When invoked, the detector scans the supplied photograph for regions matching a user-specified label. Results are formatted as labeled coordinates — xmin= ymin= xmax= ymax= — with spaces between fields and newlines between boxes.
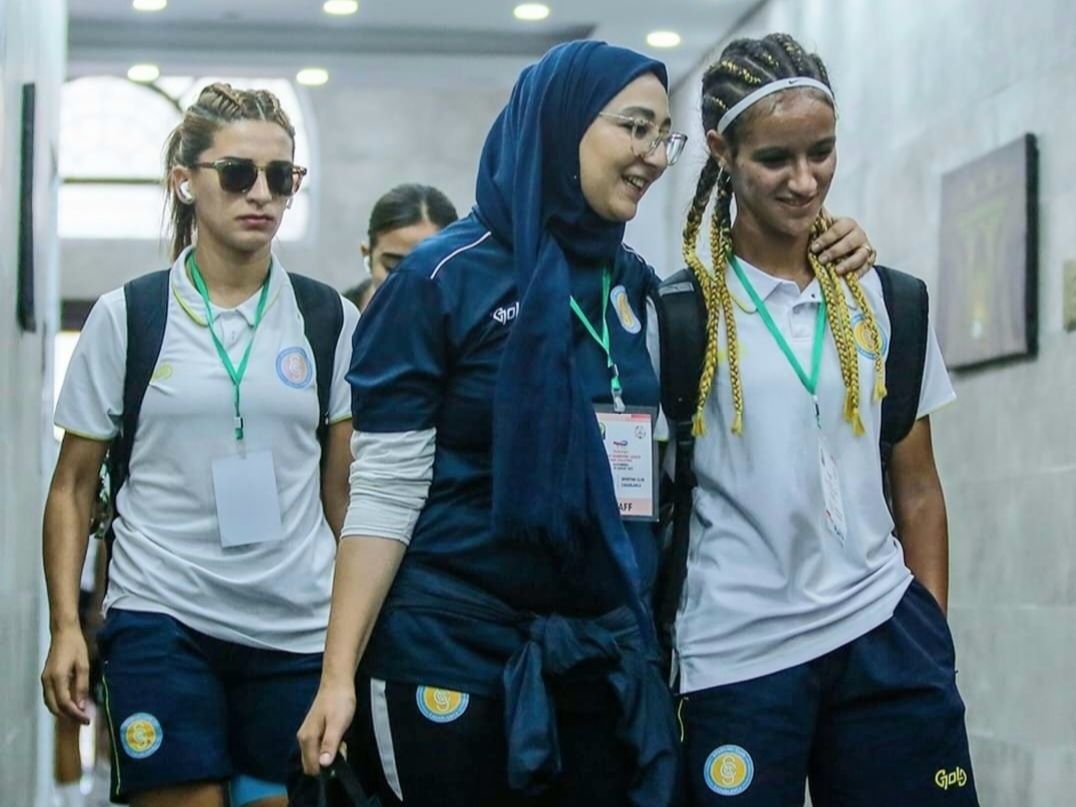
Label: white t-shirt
xmin=668 ymin=260 xmax=955 ymax=693
xmin=55 ymin=248 xmax=359 ymax=653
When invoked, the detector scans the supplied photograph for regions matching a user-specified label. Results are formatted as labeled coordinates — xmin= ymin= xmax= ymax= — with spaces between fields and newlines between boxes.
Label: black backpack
xmin=103 ymin=269 xmax=345 ymax=548
xmin=650 ymin=265 xmax=929 ymax=644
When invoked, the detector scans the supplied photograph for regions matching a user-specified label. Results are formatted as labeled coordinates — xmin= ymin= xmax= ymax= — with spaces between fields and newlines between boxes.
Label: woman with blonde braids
xmin=42 ymin=83 xmax=358 ymax=807
xmin=666 ymin=34 xmax=979 ymax=806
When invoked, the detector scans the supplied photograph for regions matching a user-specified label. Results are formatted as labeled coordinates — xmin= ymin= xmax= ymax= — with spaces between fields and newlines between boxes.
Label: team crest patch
xmin=610 ymin=285 xmax=641 ymax=334
xmin=119 ymin=713 xmax=163 ymax=759
xmin=150 ymin=363 xmax=173 ymax=382
xmin=416 ymin=686 xmax=469 ymax=723
xmin=704 ymin=745 xmax=754 ymax=796
xmin=276 ymin=347 xmax=313 ymax=389
xmin=851 ymin=313 xmax=889 ymax=360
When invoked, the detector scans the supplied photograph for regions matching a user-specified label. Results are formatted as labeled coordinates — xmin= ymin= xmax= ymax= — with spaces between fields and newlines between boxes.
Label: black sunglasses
xmin=190 ymin=158 xmax=307 ymax=197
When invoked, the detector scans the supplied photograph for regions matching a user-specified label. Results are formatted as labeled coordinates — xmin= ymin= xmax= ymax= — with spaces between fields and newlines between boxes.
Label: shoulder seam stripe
xmin=430 ymin=232 xmax=492 ymax=279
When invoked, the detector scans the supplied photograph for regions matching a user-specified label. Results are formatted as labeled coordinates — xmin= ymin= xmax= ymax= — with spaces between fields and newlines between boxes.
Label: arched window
xmin=59 ymin=76 xmax=313 ymax=241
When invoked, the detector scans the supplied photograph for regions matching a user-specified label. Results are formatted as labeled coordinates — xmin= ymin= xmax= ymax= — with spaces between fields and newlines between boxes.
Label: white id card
xmin=595 ymin=405 xmax=658 ymax=521
xmin=818 ymin=435 xmax=848 ymax=545
xmin=211 ymin=450 xmax=284 ymax=548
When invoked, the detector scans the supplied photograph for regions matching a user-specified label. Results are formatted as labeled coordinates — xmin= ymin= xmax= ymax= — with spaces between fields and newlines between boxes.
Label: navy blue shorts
xmin=97 ymin=608 xmax=321 ymax=802
xmin=679 ymin=579 xmax=979 ymax=806
xmin=328 ymin=674 xmax=637 ymax=807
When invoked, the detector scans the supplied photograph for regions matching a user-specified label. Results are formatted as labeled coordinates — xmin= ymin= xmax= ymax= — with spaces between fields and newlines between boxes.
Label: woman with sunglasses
xmin=42 ymin=83 xmax=359 ymax=807
xmin=295 ymin=42 xmax=872 ymax=807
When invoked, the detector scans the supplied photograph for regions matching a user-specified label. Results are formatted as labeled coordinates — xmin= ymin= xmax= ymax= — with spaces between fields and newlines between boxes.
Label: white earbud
xmin=363 ymin=255 xmax=372 ymax=273
xmin=177 ymin=181 xmax=194 ymax=204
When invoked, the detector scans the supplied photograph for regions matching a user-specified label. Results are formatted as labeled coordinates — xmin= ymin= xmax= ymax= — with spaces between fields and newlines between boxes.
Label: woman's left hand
xmin=811 ymin=215 xmax=877 ymax=277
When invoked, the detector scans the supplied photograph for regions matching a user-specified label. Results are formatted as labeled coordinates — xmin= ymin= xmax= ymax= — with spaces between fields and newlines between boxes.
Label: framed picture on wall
xmin=936 ymin=134 xmax=1038 ymax=370
xmin=17 ymin=81 xmax=36 ymax=332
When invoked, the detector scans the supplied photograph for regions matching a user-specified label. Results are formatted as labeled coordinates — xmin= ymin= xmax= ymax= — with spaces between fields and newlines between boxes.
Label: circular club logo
xmin=610 ymin=285 xmax=641 ymax=334
xmin=416 ymin=686 xmax=469 ymax=723
xmin=851 ymin=313 xmax=888 ymax=360
xmin=120 ymin=713 xmax=163 ymax=759
xmin=276 ymin=347 xmax=313 ymax=389
xmin=704 ymin=745 xmax=754 ymax=796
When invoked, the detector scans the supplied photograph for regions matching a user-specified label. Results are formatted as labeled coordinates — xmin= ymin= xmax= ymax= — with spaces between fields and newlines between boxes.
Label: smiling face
xmin=708 ymin=89 xmax=837 ymax=242
xmin=171 ymin=119 xmax=295 ymax=260
xmin=578 ymin=73 xmax=671 ymax=223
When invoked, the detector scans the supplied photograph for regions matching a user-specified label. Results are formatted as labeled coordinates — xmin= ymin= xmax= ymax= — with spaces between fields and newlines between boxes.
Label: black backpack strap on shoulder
xmin=876 ymin=265 xmax=930 ymax=472
xmin=650 ymin=268 xmax=708 ymax=641
xmin=108 ymin=269 xmax=171 ymax=510
xmin=654 ymin=269 xmax=709 ymax=424
xmin=290 ymin=273 xmax=345 ymax=458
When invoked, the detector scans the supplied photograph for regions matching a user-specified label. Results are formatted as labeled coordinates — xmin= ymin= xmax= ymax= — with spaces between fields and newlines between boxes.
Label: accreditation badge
xmin=211 ymin=450 xmax=284 ymax=548
xmin=818 ymin=434 xmax=849 ymax=546
xmin=595 ymin=405 xmax=659 ymax=521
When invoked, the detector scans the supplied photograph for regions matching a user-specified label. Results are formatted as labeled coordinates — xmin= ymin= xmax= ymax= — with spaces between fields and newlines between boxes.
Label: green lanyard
xmin=569 ymin=267 xmax=625 ymax=413
xmin=188 ymin=253 xmax=271 ymax=441
xmin=730 ymin=254 xmax=827 ymax=425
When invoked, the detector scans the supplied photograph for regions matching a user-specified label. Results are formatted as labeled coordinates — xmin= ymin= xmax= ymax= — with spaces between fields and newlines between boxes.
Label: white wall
xmin=631 ymin=1 xmax=1076 ymax=804
xmin=0 ymin=0 xmax=66 ymax=802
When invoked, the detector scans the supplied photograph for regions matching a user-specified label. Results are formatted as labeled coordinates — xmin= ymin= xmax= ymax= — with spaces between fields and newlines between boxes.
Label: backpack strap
xmin=654 ymin=269 xmax=709 ymax=424
xmin=650 ymin=268 xmax=708 ymax=642
xmin=876 ymin=265 xmax=930 ymax=471
xmin=290 ymin=273 xmax=345 ymax=459
xmin=319 ymin=754 xmax=383 ymax=807
xmin=107 ymin=270 xmax=171 ymax=509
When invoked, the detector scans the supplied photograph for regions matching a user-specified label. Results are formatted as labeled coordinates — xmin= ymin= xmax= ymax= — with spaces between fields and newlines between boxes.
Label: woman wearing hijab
xmin=298 ymin=39 xmax=681 ymax=807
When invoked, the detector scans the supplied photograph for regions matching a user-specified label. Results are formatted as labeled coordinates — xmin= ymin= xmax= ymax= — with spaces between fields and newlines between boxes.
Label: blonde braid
xmin=204 ymin=82 xmax=246 ymax=113
xmin=681 ymin=159 xmax=723 ymax=435
xmin=709 ymin=177 xmax=744 ymax=434
xmin=816 ymin=251 xmax=864 ymax=434
xmin=846 ymin=278 xmax=888 ymax=401
xmin=806 ymin=216 xmax=888 ymax=436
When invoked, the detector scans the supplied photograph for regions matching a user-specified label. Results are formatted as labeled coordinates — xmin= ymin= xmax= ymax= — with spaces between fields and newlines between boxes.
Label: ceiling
xmin=67 ymin=0 xmax=761 ymax=89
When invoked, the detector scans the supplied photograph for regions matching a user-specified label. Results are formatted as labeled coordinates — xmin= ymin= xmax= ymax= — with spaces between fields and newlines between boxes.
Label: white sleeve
xmin=329 ymin=296 xmax=361 ymax=423
xmin=54 ymin=290 xmax=127 ymax=440
xmin=341 ymin=428 xmax=436 ymax=545
xmin=916 ymin=324 xmax=957 ymax=418
xmin=646 ymin=296 xmax=670 ymax=442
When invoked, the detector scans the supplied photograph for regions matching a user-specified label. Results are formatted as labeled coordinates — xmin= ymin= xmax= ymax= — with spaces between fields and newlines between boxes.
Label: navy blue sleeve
xmin=349 ymin=270 xmax=448 ymax=432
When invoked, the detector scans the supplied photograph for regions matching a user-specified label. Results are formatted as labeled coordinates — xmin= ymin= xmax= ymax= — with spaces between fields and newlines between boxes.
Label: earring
xmin=177 ymin=181 xmax=194 ymax=204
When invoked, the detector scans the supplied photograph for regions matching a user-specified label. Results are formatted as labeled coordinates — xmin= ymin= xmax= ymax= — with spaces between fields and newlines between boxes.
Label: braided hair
xmin=163 ymin=83 xmax=297 ymax=260
xmin=682 ymin=33 xmax=885 ymax=437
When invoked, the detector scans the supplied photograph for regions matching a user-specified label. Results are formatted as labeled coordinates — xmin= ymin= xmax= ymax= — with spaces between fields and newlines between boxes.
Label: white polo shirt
xmin=55 ymin=247 xmax=359 ymax=653
xmin=671 ymin=259 xmax=955 ymax=693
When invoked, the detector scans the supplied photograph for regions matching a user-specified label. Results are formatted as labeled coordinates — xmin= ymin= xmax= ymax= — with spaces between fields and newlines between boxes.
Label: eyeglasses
xmin=598 ymin=112 xmax=688 ymax=166
xmin=190 ymin=158 xmax=308 ymax=197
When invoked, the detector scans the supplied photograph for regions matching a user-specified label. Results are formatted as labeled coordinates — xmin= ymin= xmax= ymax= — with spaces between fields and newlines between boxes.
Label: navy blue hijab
xmin=477 ymin=41 xmax=667 ymax=630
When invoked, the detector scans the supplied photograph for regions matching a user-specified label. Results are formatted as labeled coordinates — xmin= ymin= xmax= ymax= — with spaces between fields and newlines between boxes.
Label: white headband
xmin=716 ymin=77 xmax=834 ymax=134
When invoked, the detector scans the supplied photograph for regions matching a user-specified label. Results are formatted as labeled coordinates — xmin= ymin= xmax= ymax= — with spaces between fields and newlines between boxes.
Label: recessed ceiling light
xmin=647 ymin=31 xmax=682 ymax=48
xmin=323 ymin=0 xmax=359 ymax=15
xmin=296 ymin=68 xmax=330 ymax=87
xmin=514 ymin=3 xmax=550 ymax=21
xmin=127 ymin=63 xmax=161 ymax=82
xmin=132 ymin=0 xmax=168 ymax=11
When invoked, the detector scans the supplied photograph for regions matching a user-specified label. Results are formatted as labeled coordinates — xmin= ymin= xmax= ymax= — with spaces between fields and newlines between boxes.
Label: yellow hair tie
xmin=851 ymin=411 xmax=866 ymax=437
xmin=874 ymin=374 xmax=888 ymax=402
xmin=692 ymin=412 xmax=708 ymax=437
xmin=731 ymin=411 xmax=744 ymax=435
